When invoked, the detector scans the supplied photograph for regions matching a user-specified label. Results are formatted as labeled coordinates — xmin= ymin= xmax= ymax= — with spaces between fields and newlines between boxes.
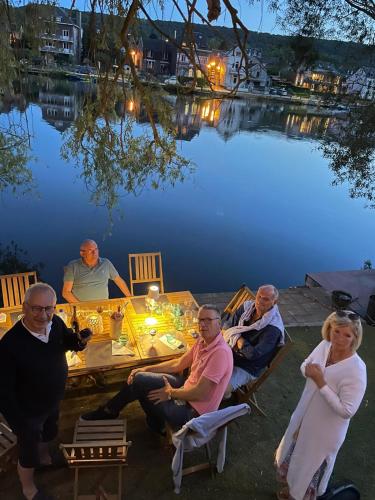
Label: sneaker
xmin=80 ymin=405 xmax=119 ymax=421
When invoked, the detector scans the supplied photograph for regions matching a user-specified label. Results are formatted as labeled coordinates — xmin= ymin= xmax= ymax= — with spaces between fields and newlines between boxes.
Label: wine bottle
xmin=71 ymin=306 xmax=80 ymax=334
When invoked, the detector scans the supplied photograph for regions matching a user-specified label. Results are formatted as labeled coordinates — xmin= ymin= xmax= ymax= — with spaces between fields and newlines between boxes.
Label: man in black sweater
xmin=0 ymin=283 xmax=91 ymax=500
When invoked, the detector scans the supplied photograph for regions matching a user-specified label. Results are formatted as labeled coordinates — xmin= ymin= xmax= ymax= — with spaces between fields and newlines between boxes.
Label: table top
xmin=0 ymin=292 xmax=199 ymax=376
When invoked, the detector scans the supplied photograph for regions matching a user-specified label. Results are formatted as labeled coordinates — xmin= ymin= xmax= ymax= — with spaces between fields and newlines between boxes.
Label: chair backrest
xmin=0 ymin=272 xmax=37 ymax=308
xmin=128 ymin=252 xmax=164 ymax=296
xmin=223 ymin=284 xmax=255 ymax=317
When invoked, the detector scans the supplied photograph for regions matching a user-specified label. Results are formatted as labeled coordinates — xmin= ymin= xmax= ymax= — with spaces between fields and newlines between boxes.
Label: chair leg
xmin=118 ymin=465 xmax=123 ymax=499
xmin=205 ymin=443 xmax=215 ymax=478
xmin=74 ymin=468 xmax=79 ymax=500
xmin=249 ymin=394 xmax=268 ymax=417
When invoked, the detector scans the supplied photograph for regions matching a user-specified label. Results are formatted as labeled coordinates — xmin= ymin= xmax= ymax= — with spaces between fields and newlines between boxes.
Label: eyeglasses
xmin=198 ymin=317 xmax=220 ymax=324
xmin=335 ymin=310 xmax=360 ymax=321
xmin=26 ymin=303 xmax=56 ymax=314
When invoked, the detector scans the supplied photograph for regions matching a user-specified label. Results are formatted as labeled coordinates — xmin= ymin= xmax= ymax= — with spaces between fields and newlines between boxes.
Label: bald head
xmin=254 ymin=284 xmax=278 ymax=316
xmin=80 ymin=239 xmax=99 ymax=267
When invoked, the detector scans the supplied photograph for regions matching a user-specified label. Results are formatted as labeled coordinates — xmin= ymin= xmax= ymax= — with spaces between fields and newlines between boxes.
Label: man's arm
xmin=148 ymin=375 xmax=216 ymax=404
xmin=238 ymin=326 xmax=281 ymax=361
xmin=113 ymin=276 xmax=131 ymax=297
xmin=127 ymin=349 xmax=193 ymax=384
xmin=62 ymin=280 xmax=79 ymax=303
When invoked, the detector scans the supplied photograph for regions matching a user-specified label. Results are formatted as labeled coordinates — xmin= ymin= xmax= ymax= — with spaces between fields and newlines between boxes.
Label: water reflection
xmin=112 ymin=90 xmax=341 ymax=143
xmin=0 ymin=76 xmax=353 ymax=205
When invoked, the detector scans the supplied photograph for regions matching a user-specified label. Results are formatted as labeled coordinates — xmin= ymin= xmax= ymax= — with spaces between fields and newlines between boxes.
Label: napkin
xmin=66 ymin=351 xmax=81 ymax=367
xmin=159 ymin=334 xmax=184 ymax=350
xmin=111 ymin=341 xmax=135 ymax=356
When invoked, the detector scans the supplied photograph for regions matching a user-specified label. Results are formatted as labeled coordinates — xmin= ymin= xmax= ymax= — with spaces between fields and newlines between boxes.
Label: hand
xmin=78 ymin=328 xmax=92 ymax=345
xmin=127 ymin=367 xmax=146 ymax=385
xmin=236 ymin=337 xmax=245 ymax=350
xmin=147 ymin=376 xmax=172 ymax=405
xmin=305 ymin=363 xmax=326 ymax=388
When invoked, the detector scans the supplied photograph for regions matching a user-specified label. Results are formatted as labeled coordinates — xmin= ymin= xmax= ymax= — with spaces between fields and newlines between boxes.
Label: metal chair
xmin=128 ymin=252 xmax=164 ymax=296
xmin=60 ymin=418 xmax=131 ymax=500
xmin=0 ymin=272 xmax=37 ymax=309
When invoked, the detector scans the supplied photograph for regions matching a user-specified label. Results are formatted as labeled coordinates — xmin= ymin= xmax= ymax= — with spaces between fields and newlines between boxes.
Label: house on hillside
xmin=295 ymin=64 xmax=343 ymax=94
xmin=39 ymin=7 xmax=82 ymax=64
xmin=224 ymin=46 xmax=270 ymax=92
xmin=142 ymin=36 xmax=176 ymax=76
xmin=176 ymin=31 xmax=227 ymax=87
xmin=345 ymin=66 xmax=375 ymax=100
xmin=120 ymin=36 xmax=143 ymax=77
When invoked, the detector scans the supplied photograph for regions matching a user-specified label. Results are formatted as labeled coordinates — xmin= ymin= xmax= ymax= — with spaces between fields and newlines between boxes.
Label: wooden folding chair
xmin=0 ymin=419 xmax=17 ymax=474
xmin=222 ymin=285 xmax=293 ymax=417
xmin=170 ymin=404 xmax=250 ymax=494
xmin=222 ymin=284 xmax=255 ymax=318
xmin=0 ymin=272 xmax=37 ymax=309
xmin=128 ymin=252 xmax=164 ymax=296
xmin=60 ymin=419 xmax=132 ymax=500
xmin=235 ymin=331 xmax=293 ymax=416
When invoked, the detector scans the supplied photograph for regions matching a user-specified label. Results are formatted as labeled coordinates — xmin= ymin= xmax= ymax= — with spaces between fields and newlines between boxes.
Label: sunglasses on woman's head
xmin=335 ymin=310 xmax=360 ymax=321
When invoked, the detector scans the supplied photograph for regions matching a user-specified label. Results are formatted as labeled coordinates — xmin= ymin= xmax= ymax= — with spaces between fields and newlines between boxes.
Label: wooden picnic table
xmin=0 ymin=291 xmax=199 ymax=377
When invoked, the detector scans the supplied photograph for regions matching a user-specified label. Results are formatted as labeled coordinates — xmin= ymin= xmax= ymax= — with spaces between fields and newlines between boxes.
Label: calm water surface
xmin=1 ymin=79 xmax=374 ymax=298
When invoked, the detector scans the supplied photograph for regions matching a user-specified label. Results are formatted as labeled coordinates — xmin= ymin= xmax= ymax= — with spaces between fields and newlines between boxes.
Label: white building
xmin=345 ymin=66 xmax=375 ymax=100
xmin=224 ymin=47 xmax=270 ymax=92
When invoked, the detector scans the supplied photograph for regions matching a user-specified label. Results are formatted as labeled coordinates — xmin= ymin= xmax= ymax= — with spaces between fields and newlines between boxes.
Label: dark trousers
xmin=17 ymin=407 xmax=59 ymax=468
xmin=107 ymin=372 xmax=196 ymax=431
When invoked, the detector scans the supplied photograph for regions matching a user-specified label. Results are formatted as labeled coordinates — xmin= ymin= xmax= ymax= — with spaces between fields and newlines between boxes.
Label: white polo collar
xmin=22 ymin=319 xmax=52 ymax=343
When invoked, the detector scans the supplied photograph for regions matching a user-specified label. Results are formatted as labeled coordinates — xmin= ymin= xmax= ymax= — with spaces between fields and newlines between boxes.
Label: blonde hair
xmin=322 ymin=311 xmax=363 ymax=352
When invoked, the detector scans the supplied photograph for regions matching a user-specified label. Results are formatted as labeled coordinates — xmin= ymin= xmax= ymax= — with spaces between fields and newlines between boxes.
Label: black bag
xmin=318 ymin=483 xmax=360 ymax=499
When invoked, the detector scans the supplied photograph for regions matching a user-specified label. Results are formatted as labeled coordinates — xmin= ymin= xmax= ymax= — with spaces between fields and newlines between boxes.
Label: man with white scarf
xmin=223 ymin=285 xmax=284 ymax=396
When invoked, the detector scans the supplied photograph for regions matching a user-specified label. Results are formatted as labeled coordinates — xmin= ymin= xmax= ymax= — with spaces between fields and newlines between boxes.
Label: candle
xmin=148 ymin=285 xmax=159 ymax=301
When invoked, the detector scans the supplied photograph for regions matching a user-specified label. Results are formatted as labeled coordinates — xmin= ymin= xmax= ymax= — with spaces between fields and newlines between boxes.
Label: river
xmin=0 ymin=77 xmax=373 ymax=298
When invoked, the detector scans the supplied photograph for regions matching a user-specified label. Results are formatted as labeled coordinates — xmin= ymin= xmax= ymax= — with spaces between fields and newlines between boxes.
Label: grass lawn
xmin=1 ymin=325 xmax=374 ymax=499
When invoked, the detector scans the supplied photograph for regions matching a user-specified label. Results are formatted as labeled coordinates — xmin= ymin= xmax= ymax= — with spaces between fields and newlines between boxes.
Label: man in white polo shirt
xmin=62 ymin=239 xmax=131 ymax=302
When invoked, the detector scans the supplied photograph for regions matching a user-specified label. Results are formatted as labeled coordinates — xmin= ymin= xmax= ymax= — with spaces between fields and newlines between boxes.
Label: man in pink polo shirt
xmin=81 ymin=304 xmax=233 ymax=433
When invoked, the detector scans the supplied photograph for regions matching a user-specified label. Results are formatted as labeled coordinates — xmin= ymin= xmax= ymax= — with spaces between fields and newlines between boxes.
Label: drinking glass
xmin=149 ymin=328 xmax=157 ymax=346
xmin=184 ymin=309 xmax=193 ymax=329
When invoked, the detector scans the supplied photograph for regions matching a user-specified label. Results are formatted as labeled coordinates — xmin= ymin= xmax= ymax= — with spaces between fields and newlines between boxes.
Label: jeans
xmin=107 ymin=372 xmax=197 ymax=431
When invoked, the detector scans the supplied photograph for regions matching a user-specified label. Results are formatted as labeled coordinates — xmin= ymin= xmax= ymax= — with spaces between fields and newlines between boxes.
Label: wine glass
xmin=149 ymin=328 xmax=157 ymax=346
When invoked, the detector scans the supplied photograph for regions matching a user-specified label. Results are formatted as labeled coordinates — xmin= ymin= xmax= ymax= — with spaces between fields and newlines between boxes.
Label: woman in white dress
xmin=275 ymin=310 xmax=367 ymax=500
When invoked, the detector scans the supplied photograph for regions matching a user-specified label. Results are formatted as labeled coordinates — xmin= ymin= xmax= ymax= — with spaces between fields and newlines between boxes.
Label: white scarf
xmin=223 ymin=300 xmax=285 ymax=348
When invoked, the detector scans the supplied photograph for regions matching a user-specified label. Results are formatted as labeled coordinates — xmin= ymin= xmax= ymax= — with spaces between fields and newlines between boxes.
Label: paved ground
xmin=194 ymin=286 xmax=333 ymax=327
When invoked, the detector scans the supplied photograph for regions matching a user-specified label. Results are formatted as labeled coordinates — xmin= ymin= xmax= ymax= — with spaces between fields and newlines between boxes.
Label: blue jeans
xmin=107 ymin=372 xmax=197 ymax=431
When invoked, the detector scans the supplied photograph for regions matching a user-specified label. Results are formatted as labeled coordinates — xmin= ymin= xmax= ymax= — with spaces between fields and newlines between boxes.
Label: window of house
xmin=235 ymin=62 xmax=239 ymax=70
xmin=63 ymin=29 xmax=69 ymax=37
xmin=64 ymin=109 xmax=70 ymax=117
xmin=64 ymin=96 xmax=70 ymax=105
xmin=233 ymin=76 xmax=237 ymax=84
xmin=47 ymin=108 xmax=57 ymax=117
xmin=63 ymin=42 xmax=69 ymax=49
